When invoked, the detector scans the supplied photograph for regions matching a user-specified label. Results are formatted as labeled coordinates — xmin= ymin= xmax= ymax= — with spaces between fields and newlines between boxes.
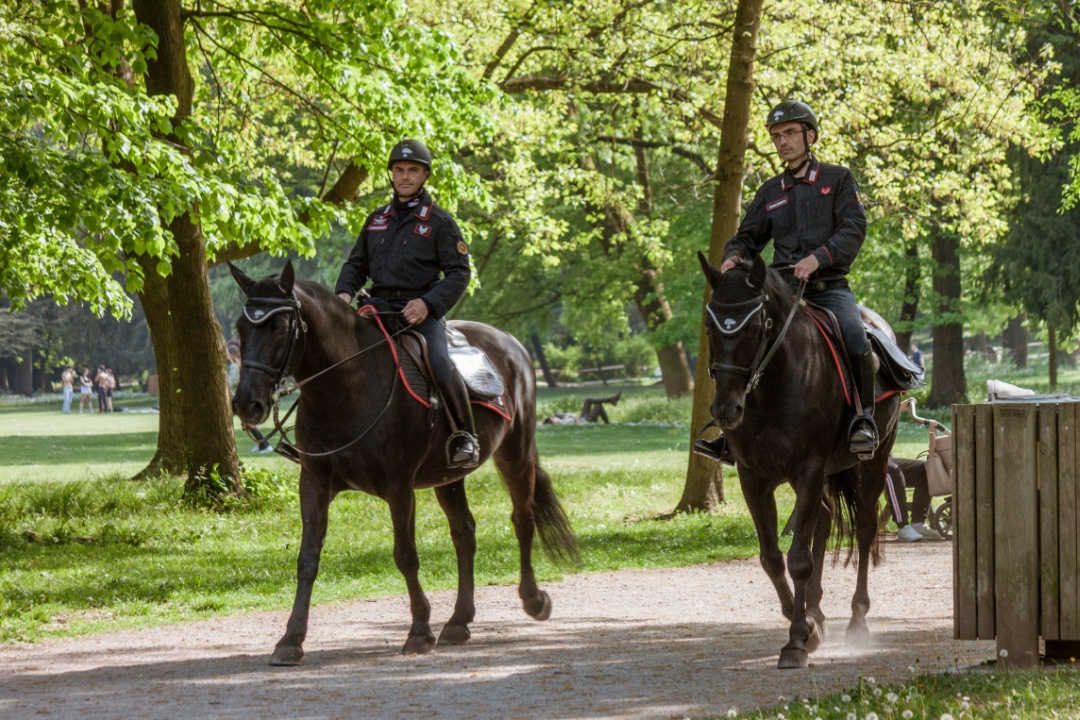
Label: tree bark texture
xmin=132 ymin=0 xmax=242 ymax=492
xmin=1003 ymin=315 xmax=1028 ymax=368
xmin=679 ymin=0 xmax=765 ymax=512
xmin=894 ymin=242 xmax=921 ymax=352
xmin=1048 ymin=325 xmax=1058 ymax=389
xmin=530 ymin=331 xmax=558 ymax=388
xmin=14 ymin=346 xmax=33 ymax=397
xmin=925 ymin=231 xmax=967 ymax=408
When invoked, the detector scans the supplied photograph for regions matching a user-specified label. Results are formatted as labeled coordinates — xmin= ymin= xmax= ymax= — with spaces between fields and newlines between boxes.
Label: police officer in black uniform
xmin=694 ymin=100 xmax=878 ymax=464
xmin=335 ymin=139 xmax=479 ymax=469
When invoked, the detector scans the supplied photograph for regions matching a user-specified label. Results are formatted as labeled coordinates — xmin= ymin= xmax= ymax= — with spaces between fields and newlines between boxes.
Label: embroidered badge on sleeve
xmin=456 ymin=241 xmax=469 ymax=255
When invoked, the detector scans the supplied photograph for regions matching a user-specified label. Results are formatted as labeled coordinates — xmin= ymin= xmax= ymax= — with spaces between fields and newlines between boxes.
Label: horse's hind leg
xmin=805 ymin=498 xmax=833 ymax=653
xmin=847 ymin=464 xmax=885 ymax=647
xmin=387 ymin=484 xmax=437 ymax=654
xmin=434 ymin=480 xmax=476 ymax=645
xmin=271 ymin=472 xmax=331 ymax=666
xmin=494 ymin=454 xmax=551 ymax=621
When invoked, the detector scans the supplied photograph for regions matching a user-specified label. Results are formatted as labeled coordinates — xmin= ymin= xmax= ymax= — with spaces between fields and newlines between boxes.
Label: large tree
xmin=1 ymin=0 xmax=490 ymax=496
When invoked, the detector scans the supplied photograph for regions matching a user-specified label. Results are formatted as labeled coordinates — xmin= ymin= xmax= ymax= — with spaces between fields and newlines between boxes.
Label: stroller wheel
xmin=930 ymin=498 xmax=954 ymax=540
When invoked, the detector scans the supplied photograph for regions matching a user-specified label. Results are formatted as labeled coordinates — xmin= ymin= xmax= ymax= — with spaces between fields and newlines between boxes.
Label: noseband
xmin=705 ymin=280 xmax=805 ymax=393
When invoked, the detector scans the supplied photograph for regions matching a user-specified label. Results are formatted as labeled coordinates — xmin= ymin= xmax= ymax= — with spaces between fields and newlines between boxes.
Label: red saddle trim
xmin=806 ymin=309 xmax=903 ymax=408
xmin=806 ymin=310 xmax=853 ymax=407
xmin=357 ymin=305 xmax=511 ymax=422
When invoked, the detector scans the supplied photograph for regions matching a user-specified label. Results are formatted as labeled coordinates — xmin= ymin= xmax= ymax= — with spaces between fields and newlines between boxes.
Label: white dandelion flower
xmin=941 ymin=714 xmax=955 ymax=720
xmin=842 ymin=695 xmax=852 ymax=703
xmin=727 ymin=709 xmax=737 ymax=719
xmin=902 ymin=711 xmax=914 ymax=720
xmin=887 ymin=693 xmax=899 ymax=703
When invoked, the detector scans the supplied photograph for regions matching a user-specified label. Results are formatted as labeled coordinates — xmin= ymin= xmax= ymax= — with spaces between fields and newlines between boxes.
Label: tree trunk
xmin=925 ymin=231 xmax=967 ymax=408
xmin=679 ymin=0 xmax=764 ymax=512
xmin=530 ymin=331 xmax=558 ymax=387
xmin=968 ymin=331 xmax=997 ymax=362
xmin=1048 ymin=325 xmax=1058 ymax=389
xmin=894 ymin=241 xmax=921 ymax=352
xmin=132 ymin=0 xmax=242 ymax=495
xmin=1002 ymin=315 xmax=1028 ymax=368
xmin=14 ymin=346 xmax=33 ymax=397
xmin=632 ymin=122 xmax=694 ymax=398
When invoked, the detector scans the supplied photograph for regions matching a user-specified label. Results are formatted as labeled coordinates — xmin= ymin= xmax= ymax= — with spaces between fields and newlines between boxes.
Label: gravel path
xmin=0 ymin=539 xmax=993 ymax=720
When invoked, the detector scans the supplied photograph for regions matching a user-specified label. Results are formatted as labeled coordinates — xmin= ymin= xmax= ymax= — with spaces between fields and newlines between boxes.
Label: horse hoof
xmin=777 ymin=647 xmax=808 ymax=669
xmin=805 ymin=618 xmax=825 ymax=654
xmin=401 ymin=632 xmax=437 ymax=655
xmin=269 ymin=644 xmax=304 ymax=666
xmin=846 ymin=623 xmax=870 ymax=648
xmin=438 ymin=623 xmax=471 ymax=646
xmin=524 ymin=590 xmax=552 ymax=621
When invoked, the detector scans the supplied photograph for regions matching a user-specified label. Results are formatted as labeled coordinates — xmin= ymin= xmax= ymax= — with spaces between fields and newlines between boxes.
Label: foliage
xmin=0 ymin=0 xmax=494 ymax=317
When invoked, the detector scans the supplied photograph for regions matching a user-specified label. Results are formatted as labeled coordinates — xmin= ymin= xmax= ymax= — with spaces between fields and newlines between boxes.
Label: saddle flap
xmin=867 ymin=327 xmax=924 ymax=390
xmin=449 ymin=345 xmax=505 ymax=400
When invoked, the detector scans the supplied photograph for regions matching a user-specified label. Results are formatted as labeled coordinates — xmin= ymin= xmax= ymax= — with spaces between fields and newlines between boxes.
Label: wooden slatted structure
xmin=953 ymin=400 xmax=1080 ymax=668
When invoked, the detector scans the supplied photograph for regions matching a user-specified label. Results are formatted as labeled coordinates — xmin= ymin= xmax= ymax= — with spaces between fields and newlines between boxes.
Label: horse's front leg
xmin=738 ymin=473 xmax=794 ymax=621
xmin=270 ymin=471 xmax=331 ymax=666
xmin=433 ymin=480 xmax=476 ymax=645
xmin=778 ymin=476 xmax=826 ymax=669
xmin=387 ymin=483 xmax=436 ymax=654
xmin=805 ymin=497 xmax=833 ymax=653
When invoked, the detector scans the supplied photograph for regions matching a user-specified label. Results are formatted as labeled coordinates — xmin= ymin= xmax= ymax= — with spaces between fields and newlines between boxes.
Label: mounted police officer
xmin=695 ymin=100 xmax=878 ymax=464
xmin=335 ymin=139 xmax=479 ymax=469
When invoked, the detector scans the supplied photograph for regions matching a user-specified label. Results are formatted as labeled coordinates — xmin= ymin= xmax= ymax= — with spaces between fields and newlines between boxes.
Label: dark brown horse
xmin=229 ymin=261 xmax=578 ymax=665
xmin=698 ymin=252 xmax=900 ymax=669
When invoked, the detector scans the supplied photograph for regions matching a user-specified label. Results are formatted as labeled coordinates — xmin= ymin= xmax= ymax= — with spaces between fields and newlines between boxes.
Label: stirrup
xmin=848 ymin=415 xmax=878 ymax=460
xmin=274 ymin=439 xmax=301 ymax=464
xmin=692 ymin=420 xmax=736 ymax=466
xmin=446 ymin=431 xmax=479 ymax=469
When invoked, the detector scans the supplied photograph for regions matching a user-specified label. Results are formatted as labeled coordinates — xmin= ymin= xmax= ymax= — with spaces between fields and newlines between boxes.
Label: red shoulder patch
xmin=414 ymin=223 xmax=432 ymax=238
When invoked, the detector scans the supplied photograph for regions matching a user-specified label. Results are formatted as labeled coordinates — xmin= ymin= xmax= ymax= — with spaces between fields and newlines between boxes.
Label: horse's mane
xmin=712 ymin=259 xmax=795 ymax=309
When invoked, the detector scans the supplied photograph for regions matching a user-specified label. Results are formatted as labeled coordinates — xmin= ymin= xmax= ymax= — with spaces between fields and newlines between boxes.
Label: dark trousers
xmin=804 ymin=287 xmax=868 ymax=357
xmin=384 ymin=300 xmax=453 ymax=383
xmin=886 ymin=457 xmax=932 ymax=526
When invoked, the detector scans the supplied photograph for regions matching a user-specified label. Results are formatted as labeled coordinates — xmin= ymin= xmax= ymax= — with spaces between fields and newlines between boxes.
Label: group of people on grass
xmin=59 ymin=365 xmax=116 ymax=414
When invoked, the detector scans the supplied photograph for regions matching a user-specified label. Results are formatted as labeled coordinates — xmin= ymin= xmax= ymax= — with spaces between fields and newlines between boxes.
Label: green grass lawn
xmin=2 ymin=380 xmax=1077 ymax=718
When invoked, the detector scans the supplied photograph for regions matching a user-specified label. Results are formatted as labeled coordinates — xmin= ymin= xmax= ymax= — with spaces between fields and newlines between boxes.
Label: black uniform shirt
xmin=334 ymin=189 xmax=470 ymax=319
xmin=723 ymin=158 xmax=867 ymax=279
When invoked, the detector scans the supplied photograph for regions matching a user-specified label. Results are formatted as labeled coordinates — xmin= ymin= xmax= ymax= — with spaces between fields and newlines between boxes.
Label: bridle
xmin=705 ymin=278 xmax=806 ymax=393
xmin=238 ymin=292 xmax=411 ymax=458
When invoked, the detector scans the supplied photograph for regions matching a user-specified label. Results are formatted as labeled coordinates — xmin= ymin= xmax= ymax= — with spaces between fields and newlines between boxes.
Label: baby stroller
xmin=895 ymin=398 xmax=954 ymax=539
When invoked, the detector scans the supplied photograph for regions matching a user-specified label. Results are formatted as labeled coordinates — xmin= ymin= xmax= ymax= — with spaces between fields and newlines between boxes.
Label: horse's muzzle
xmin=233 ymin=392 xmax=270 ymax=426
xmin=711 ymin=398 xmax=744 ymax=430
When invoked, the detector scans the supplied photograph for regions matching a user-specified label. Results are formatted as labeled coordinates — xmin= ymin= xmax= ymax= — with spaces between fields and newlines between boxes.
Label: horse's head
xmin=228 ymin=260 xmax=304 ymax=426
xmin=698 ymin=252 xmax=773 ymax=429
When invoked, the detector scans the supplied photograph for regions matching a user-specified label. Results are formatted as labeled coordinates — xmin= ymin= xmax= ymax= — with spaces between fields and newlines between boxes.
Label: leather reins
xmin=240 ymin=293 xmax=412 ymax=458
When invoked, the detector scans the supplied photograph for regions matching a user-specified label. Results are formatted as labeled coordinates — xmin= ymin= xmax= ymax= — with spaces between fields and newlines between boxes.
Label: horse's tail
xmin=533 ymin=465 xmax=581 ymax=567
xmin=825 ymin=467 xmax=881 ymax=566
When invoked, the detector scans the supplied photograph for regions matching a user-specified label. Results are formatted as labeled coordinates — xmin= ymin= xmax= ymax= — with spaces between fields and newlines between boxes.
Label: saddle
xmin=802 ymin=302 xmax=924 ymax=397
xmin=398 ymin=326 xmax=506 ymax=402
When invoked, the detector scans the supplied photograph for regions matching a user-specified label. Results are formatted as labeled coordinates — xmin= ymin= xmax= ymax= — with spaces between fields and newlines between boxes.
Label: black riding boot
xmin=848 ymin=348 xmax=879 ymax=459
xmin=442 ymin=369 xmax=480 ymax=469
xmin=692 ymin=420 xmax=736 ymax=466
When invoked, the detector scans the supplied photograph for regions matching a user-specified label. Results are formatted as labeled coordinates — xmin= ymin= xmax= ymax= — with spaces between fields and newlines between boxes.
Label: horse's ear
xmin=749 ymin=255 xmax=767 ymax=290
xmin=228 ymin=261 xmax=257 ymax=296
xmin=697 ymin=251 xmax=724 ymax=289
xmin=278 ymin=259 xmax=295 ymax=294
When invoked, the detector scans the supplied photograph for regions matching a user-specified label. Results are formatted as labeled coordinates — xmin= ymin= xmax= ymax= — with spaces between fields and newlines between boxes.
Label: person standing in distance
xmin=695 ymin=100 xmax=877 ymax=464
xmin=334 ymin=139 xmax=479 ymax=469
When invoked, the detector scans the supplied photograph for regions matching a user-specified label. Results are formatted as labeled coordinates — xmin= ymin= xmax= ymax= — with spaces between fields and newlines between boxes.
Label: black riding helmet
xmin=387 ymin=139 xmax=432 ymax=170
xmin=766 ymin=100 xmax=819 ymax=136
